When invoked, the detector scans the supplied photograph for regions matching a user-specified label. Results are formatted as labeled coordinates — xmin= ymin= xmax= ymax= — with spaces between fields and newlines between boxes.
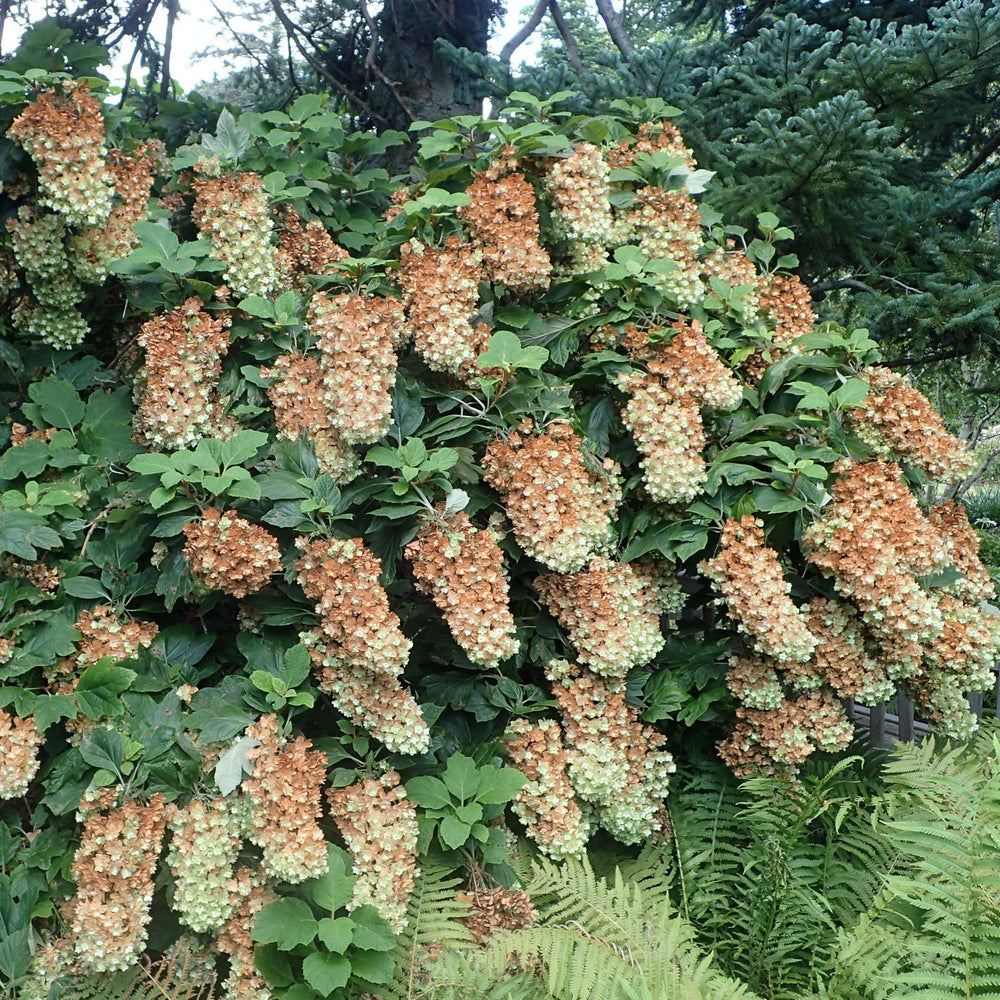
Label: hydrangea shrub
xmin=0 ymin=59 xmax=997 ymax=994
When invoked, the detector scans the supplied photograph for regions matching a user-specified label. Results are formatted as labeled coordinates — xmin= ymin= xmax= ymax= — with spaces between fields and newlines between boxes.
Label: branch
xmin=595 ymin=0 xmax=636 ymax=64
xmin=810 ymin=277 xmax=878 ymax=297
xmin=882 ymin=348 xmax=969 ymax=369
xmin=549 ymin=0 xmax=585 ymax=73
xmin=359 ymin=0 xmax=416 ymax=124
xmin=500 ymin=0 xmax=547 ymax=63
xmin=269 ymin=0 xmax=389 ymax=127
xmin=210 ymin=0 xmax=274 ymax=84
xmin=159 ymin=0 xmax=179 ymax=98
xmin=959 ymin=128 xmax=1000 ymax=178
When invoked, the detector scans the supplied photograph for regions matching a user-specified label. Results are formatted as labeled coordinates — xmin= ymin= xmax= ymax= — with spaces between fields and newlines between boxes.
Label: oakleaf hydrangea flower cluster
xmin=242 ymin=714 xmax=328 ymax=883
xmin=850 ymin=366 xmax=977 ymax=481
xmin=68 ymin=790 xmax=167 ymax=972
xmin=327 ymin=771 xmax=419 ymax=930
xmin=547 ymin=660 xmax=675 ymax=845
xmin=276 ymin=207 xmax=348 ymax=289
xmin=8 ymin=82 xmax=113 ymax=226
xmin=0 ymin=709 xmax=43 ymax=799
xmin=545 ymin=143 xmax=617 ymax=245
xmin=406 ymin=510 xmax=519 ymax=667
xmin=165 ymin=797 xmax=242 ymax=933
xmin=193 ymin=172 xmax=280 ymax=298
xmin=535 ymin=557 xmax=666 ymax=678
xmin=458 ymin=154 xmax=552 ymax=293
xmin=482 ymin=420 xmax=621 ymax=574
xmin=182 ymin=509 xmax=283 ymax=599
xmin=701 ymin=515 xmax=818 ymax=665
xmin=506 ymin=718 xmax=592 ymax=860
xmin=617 ymin=371 xmax=707 ymax=503
xmin=310 ymin=291 xmax=406 ymax=445
xmin=397 ymin=237 xmax=490 ymax=378
xmin=217 ymin=867 xmax=276 ymax=1000
xmin=263 ymin=353 xmax=361 ymax=482
xmin=295 ymin=537 xmax=429 ymax=754
xmin=134 ymin=296 xmax=234 ymax=449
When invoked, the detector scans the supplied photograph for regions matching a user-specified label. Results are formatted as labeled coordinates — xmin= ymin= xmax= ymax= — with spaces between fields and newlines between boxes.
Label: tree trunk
xmin=377 ymin=0 xmax=492 ymax=130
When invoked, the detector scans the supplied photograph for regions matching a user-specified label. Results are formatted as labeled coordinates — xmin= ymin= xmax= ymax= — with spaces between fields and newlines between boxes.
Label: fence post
xmin=897 ymin=689 xmax=914 ymax=742
xmin=870 ymin=701 xmax=887 ymax=746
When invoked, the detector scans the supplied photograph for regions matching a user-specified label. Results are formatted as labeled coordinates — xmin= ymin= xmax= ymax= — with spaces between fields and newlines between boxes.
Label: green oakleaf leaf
xmin=252 ymin=898 xmax=318 ymax=950
xmin=316 ymin=917 xmax=353 ymax=953
xmin=302 ymin=952 xmax=350 ymax=997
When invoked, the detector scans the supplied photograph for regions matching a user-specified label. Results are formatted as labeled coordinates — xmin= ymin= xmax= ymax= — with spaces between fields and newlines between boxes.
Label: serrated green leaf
xmin=252 ymin=898 xmax=318 ymax=950
xmin=302 ymin=952 xmax=350 ymax=996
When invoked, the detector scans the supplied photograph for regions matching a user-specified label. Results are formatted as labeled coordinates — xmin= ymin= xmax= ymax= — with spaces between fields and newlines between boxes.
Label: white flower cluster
xmin=165 ymin=797 xmax=242 ymax=933
xmin=0 ymin=709 xmax=44 ymax=799
xmin=193 ymin=172 xmax=280 ymax=298
xmin=535 ymin=557 xmax=666 ymax=678
xmin=328 ymin=771 xmax=419 ymax=931
xmin=617 ymin=371 xmax=707 ymax=503
xmin=546 ymin=143 xmax=617 ymax=245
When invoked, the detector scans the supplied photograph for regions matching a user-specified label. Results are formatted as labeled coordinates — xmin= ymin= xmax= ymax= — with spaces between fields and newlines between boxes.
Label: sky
xmin=83 ymin=1 xmax=545 ymax=92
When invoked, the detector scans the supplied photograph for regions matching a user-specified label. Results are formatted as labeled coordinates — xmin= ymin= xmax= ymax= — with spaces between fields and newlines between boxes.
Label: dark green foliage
xmin=465 ymin=1 xmax=1000 ymax=374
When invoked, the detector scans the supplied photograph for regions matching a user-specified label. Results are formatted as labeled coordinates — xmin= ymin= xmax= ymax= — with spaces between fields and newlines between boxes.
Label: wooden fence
xmin=849 ymin=672 xmax=1000 ymax=745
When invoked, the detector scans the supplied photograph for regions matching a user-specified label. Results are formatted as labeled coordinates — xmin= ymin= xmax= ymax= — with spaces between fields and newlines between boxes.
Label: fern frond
xmin=835 ymin=726 xmax=1000 ymax=999
xmin=378 ymin=864 xmax=474 ymax=1000
xmin=52 ymin=953 xmax=216 ymax=1000
xmin=471 ymin=852 xmax=764 ymax=1000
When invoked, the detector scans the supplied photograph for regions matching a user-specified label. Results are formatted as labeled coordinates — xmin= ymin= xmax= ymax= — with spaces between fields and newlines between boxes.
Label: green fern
xmin=39 ymin=953 xmax=216 ymax=1000
xmin=664 ymin=754 xmax=894 ymax=999
xmin=456 ymin=851 xmax=762 ymax=1000
xmin=834 ymin=727 xmax=1000 ymax=999
xmin=373 ymin=864 xmax=476 ymax=1000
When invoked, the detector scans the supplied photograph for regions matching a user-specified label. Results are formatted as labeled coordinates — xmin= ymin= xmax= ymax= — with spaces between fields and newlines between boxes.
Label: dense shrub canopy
xmin=0 ymin=44 xmax=998 ymax=999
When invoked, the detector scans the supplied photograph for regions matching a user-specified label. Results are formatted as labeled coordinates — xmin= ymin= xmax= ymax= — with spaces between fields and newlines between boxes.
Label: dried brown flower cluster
xmin=192 ymin=171 xmax=279 ymax=297
xmin=73 ymin=142 xmax=162 ymax=281
xmin=804 ymin=597 xmax=893 ymax=705
xmin=459 ymin=887 xmax=536 ymax=945
xmin=165 ymin=797 xmax=242 ymax=933
xmin=482 ymin=420 xmax=621 ymax=573
xmin=183 ymin=509 xmax=282 ymax=599
xmin=9 ymin=82 xmax=113 ymax=226
xmin=0 ymin=709 xmax=43 ymax=798
xmin=243 ymin=714 xmax=328 ymax=883
xmin=263 ymin=353 xmax=360 ymax=482
xmin=295 ymin=536 xmax=428 ymax=754
xmin=640 ymin=319 xmax=743 ymax=412
xmin=535 ymin=557 xmax=665 ymax=678
xmin=459 ymin=157 xmax=552 ymax=293
xmin=548 ymin=661 xmax=675 ymax=845
xmin=930 ymin=500 xmax=996 ymax=601
xmin=758 ymin=273 xmax=815 ymax=348
xmin=3 ymin=556 xmax=61 ymax=592
xmin=506 ymin=718 xmax=591 ymax=859
xmin=800 ymin=459 xmax=1000 ymax=737
xmin=701 ymin=516 xmax=818 ymax=665
xmin=134 ymin=296 xmax=234 ymax=449
xmin=327 ymin=770 xmax=419 ymax=930
xmin=850 ymin=367 xmax=976 ymax=481
xmin=608 ymin=120 xmax=696 ymax=173
xmin=718 ymin=690 xmax=854 ymax=778
xmin=617 ymin=371 xmax=707 ymax=503
xmin=217 ymin=867 xmax=276 ymax=1000
xmin=397 ymin=238 xmax=490 ymax=377
xmin=46 ymin=605 xmax=159 ymax=694
xmin=277 ymin=208 xmax=348 ymax=288
xmin=406 ymin=511 xmax=519 ymax=667
xmin=310 ymin=291 xmax=405 ymax=445
xmin=68 ymin=790 xmax=167 ymax=972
